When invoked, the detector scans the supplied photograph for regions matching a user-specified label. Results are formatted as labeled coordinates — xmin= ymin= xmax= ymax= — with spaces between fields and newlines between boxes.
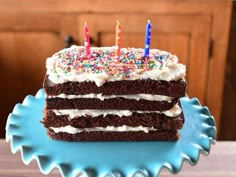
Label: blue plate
xmin=5 ymin=89 xmax=216 ymax=177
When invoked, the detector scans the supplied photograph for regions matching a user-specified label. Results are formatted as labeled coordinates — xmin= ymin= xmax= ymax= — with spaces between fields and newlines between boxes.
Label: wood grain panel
xmin=188 ymin=16 xmax=211 ymax=103
xmin=0 ymin=13 xmax=60 ymax=31
xmin=206 ymin=3 xmax=232 ymax=131
xmin=0 ymin=0 xmax=231 ymax=15
xmin=0 ymin=32 xmax=62 ymax=138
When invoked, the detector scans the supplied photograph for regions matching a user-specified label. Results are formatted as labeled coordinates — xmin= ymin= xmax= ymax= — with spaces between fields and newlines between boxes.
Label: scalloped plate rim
xmin=5 ymin=89 xmax=216 ymax=177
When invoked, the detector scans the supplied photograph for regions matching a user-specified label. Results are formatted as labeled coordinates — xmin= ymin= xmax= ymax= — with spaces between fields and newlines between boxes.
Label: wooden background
xmin=0 ymin=0 xmax=233 ymax=139
xmin=220 ymin=2 xmax=236 ymax=140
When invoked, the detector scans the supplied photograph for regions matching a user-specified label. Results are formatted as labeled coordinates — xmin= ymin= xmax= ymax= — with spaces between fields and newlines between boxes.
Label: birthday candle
xmin=144 ymin=20 xmax=152 ymax=57
xmin=115 ymin=20 xmax=122 ymax=58
xmin=84 ymin=22 xmax=90 ymax=58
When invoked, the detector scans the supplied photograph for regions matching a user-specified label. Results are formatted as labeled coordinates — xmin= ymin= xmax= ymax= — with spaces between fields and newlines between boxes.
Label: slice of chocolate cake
xmin=42 ymin=46 xmax=186 ymax=141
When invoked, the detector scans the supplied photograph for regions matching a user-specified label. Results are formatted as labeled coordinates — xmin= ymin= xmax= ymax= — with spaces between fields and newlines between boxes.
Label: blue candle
xmin=144 ymin=20 xmax=152 ymax=57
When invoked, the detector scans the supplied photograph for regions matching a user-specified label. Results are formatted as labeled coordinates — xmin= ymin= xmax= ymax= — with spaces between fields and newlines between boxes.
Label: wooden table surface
xmin=1 ymin=140 xmax=236 ymax=177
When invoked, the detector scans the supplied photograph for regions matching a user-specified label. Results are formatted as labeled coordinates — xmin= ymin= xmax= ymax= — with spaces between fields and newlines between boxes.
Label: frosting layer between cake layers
xmin=51 ymin=104 xmax=182 ymax=119
xmin=51 ymin=125 xmax=160 ymax=134
xmin=48 ymin=93 xmax=174 ymax=102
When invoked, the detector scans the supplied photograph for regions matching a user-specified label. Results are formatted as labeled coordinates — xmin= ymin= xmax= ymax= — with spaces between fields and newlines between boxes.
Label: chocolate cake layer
xmin=44 ymin=75 xmax=186 ymax=97
xmin=47 ymin=129 xmax=180 ymax=141
xmin=42 ymin=111 xmax=184 ymax=129
xmin=45 ymin=97 xmax=178 ymax=110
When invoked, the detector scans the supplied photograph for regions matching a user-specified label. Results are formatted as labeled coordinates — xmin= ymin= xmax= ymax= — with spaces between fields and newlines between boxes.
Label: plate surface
xmin=5 ymin=89 xmax=216 ymax=177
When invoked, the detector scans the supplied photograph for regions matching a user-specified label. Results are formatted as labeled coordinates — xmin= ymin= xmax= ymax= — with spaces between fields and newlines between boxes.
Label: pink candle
xmin=115 ymin=21 xmax=122 ymax=58
xmin=84 ymin=22 xmax=90 ymax=58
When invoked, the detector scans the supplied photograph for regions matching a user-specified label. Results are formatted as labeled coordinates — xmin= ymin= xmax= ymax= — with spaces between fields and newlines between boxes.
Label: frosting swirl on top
xmin=46 ymin=46 xmax=186 ymax=87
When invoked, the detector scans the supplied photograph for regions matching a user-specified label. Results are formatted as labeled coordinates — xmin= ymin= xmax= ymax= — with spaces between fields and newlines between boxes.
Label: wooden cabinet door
xmin=0 ymin=13 xmax=78 ymax=137
xmin=78 ymin=14 xmax=211 ymax=103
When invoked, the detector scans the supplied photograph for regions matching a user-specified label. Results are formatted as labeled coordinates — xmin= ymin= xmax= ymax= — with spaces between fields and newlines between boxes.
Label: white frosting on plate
xmin=52 ymin=104 xmax=182 ymax=118
xmin=46 ymin=46 xmax=186 ymax=87
xmin=50 ymin=125 xmax=158 ymax=134
xmin=48 ymin=93 xmax=174 ymax=102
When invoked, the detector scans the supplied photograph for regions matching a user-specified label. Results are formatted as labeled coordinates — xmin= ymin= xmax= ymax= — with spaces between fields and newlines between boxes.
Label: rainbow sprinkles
xmin=46 ymin=46 xmax=186 ymax=87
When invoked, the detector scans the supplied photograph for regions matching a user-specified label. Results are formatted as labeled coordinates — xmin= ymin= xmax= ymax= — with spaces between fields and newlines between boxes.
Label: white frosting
xmin=48 ymin=93 xmax=174 ymax=102
xmin=46 ymin=46 xmax=186 ymax=87
xmin=50 ymin=125 xmax=158 ymax=134
xmin=52 ymin=104 xmax=182 ymax=118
